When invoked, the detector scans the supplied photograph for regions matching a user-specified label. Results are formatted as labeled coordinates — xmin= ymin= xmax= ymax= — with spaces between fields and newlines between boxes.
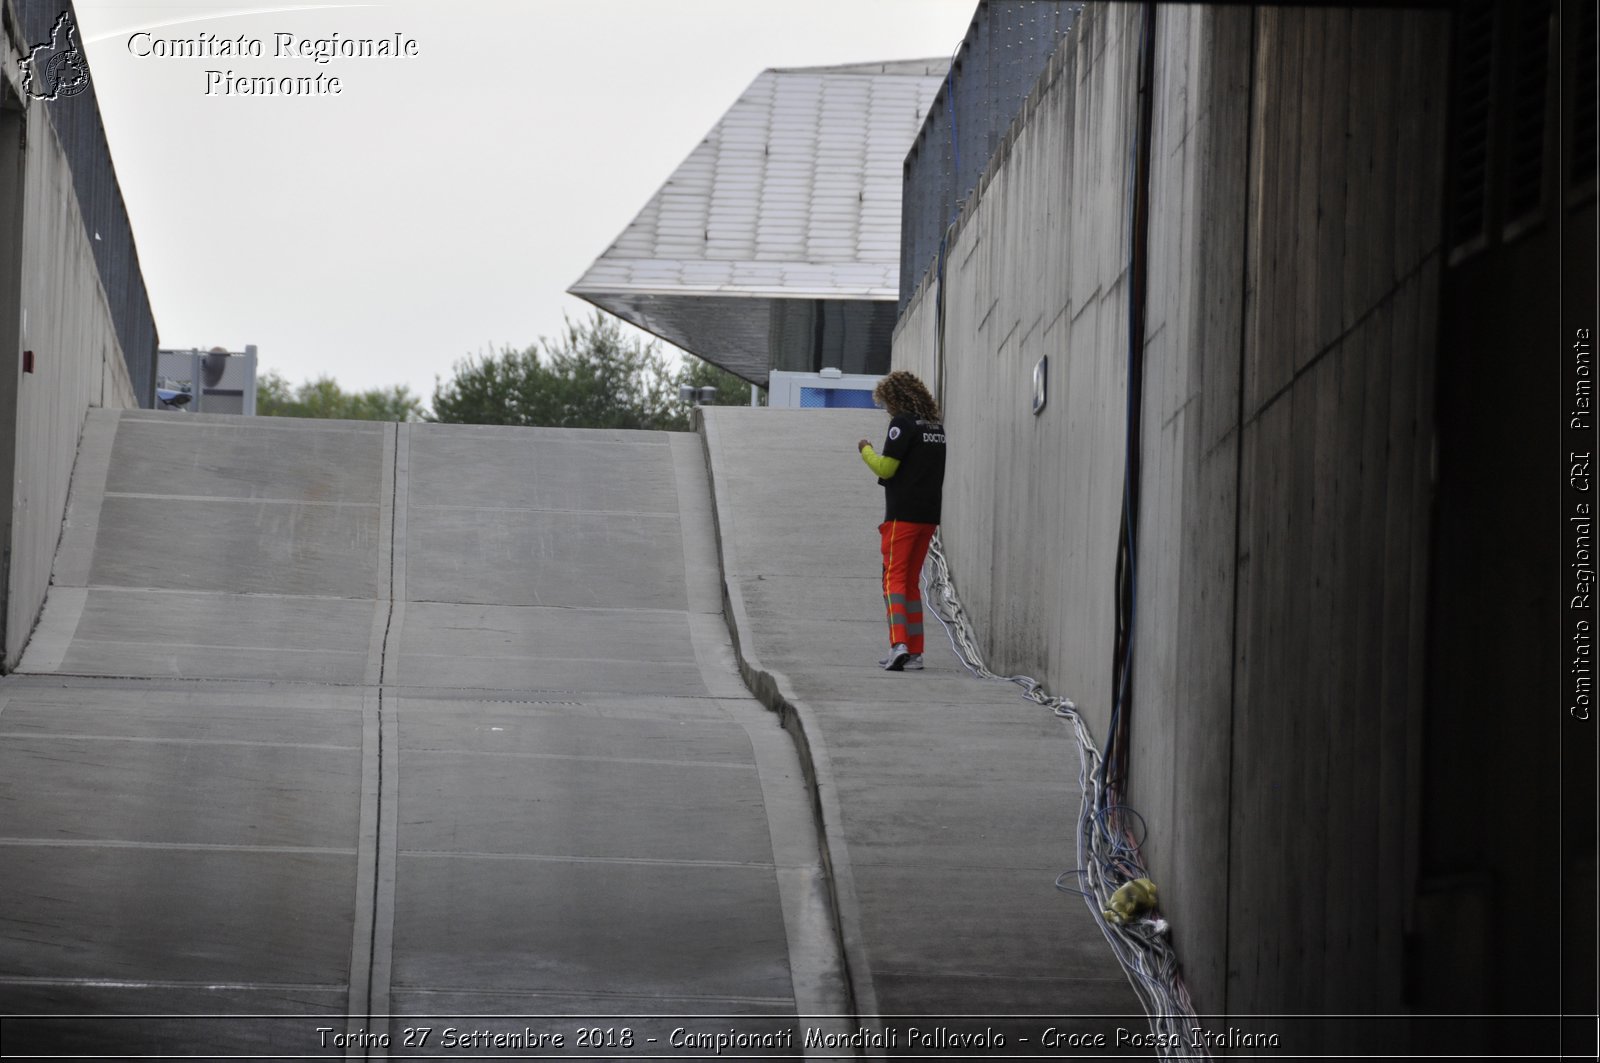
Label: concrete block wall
xmin=1126 ymin=2 xmax=1252 ymax=1014
xmin=0 ymin=12 xmax=142 ymax=668
xmin=8 ymin=93 xmax=139 ymax=667
xmin=1222 ymin=8 xmax=1446 ymax=1026
xmin=892 ymin=1 xmax=1449 ymax=1029
xmin=898 ymin=3 xmax=1142 ymax=740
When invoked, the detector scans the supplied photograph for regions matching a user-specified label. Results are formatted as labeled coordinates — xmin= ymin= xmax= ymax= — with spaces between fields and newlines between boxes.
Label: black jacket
xmin=878 ymin=414 xmax=946 ymax=524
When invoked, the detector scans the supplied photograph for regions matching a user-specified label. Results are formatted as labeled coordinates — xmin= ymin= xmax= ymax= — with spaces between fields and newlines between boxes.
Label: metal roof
xmin=570 ymin=59 xmax=946 ymax=384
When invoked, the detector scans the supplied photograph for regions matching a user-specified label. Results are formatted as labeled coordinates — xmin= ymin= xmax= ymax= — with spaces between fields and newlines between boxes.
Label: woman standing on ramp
xmin=856 ymin=371 xmax=946 ymax=672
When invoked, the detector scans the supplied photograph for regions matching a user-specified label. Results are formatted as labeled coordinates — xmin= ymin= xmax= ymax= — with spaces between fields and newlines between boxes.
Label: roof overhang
xmin=569 ymin=59 xmax=945 ymax=385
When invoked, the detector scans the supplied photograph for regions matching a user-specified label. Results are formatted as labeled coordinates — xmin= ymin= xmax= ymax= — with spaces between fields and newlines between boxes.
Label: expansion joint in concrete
xmin=1222 ymin=8 xmax=1260 ymax=1020
xmin=348 ymin=422 xmax=403 ymax=1055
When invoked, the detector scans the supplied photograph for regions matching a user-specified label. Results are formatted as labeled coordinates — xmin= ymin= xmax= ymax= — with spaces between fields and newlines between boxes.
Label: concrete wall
xmin=899 ymin=0 xmax=1084 ymax=311
xmin=0 ymin=13 xmax=142 ymax=668
xmin=898 ymin=3 xmax=1139 ymax=742
xmin=13 ymin=0 xmax=159 ymax=405
xmin=893 ymin=2 xmax=1449 ymax=1032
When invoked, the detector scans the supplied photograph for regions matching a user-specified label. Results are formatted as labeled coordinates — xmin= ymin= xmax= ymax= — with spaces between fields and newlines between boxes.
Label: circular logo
xmin=888 ymin=426 xmax=901 ymax=441
xmin=45 ymin=51 xmax=89 ymax=98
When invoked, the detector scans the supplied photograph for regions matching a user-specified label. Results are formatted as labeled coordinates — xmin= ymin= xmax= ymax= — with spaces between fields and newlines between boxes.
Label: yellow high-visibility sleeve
xmin=860 ymin=445 xmax=901 ymax=479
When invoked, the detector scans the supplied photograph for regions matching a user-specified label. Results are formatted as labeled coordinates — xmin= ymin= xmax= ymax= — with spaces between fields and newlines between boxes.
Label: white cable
xmin=921 ymin=533 xmax=1209 ymax=1061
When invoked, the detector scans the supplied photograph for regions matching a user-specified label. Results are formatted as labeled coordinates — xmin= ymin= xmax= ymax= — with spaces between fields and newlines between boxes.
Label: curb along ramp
xmin=0 ymin=409 xmax=847 ymax=1057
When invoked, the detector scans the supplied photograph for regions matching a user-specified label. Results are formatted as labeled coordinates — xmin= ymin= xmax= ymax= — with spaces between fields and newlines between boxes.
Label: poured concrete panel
xmin=0 ymin=846 xmax=355 ymax=983
xmin=55 ymin=642 xmax=369 ymax=685
xmin=390 ymin=690 xmax=746 ymax=726
xmin=0 ymin=670 xmax=367 ymax=1032
xmin=406 ymin=426 xmax=679 ymax=514
xmin=404 ymin=506 xmax=687 ymax=610
xmin=391 ymin=857 xmax=791 ymax=998
xmin=397 ymin=748 xmax=770 ymax=863
xmin=390 ymin=601 xmax=707 ymax=695
xmin=394 ymin=602 xmax=697 ymax=665
xmin=854 ymin=863 xmax=1116 ymax=974
xmin=0 ymin=737 xmax=359 ymax=849
xmin=106 ymin=417 xmax=385 ymax=504
xmin=736 ymin=610 xmax=889 ymax=668
xmin=389 ymin=642 xmax=708 ymax=696
xmin=67 ymin=589 xmax=377 ymax=651
xmin=0 ymin=987 xmax=348 ymax=1057
xmin=397 ymin=700 xmax=758 ymax=763
xmin=816 ymin=723 xmax=1078 ymax=868
xmin=88 ymin=496 xmax=380 ymax=598
xmin=43 ymin=589 xmax=376 ymax=683
xmin=740 ymin=574 xmax=884 ymax=623
xmin=0 ymin=682 xmax=364 ymax=742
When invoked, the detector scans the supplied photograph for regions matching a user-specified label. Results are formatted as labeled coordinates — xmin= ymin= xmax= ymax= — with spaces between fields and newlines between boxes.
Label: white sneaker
xmin=879 ymin=644 xmax=911 ymax=671
xmin=903 ymin=654 xmax=924 ymax=671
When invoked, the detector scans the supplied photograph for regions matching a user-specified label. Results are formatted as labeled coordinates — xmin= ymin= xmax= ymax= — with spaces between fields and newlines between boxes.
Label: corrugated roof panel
xmin=680 ymin=262 xmax=736 ymax=282
xmin=570 ymin=57 xmax=945 ymax=379
xmin=731 ymin=262 xmax=787 ymax=285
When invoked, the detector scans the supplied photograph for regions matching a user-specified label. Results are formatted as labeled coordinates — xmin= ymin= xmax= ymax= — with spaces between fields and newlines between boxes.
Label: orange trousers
xmin=879 ymin=520 xmax=936 ymax=654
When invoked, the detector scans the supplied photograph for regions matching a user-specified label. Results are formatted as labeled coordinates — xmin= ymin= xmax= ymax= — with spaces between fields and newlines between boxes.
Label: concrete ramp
xmin=27 ymin=411 xmax=388 ymax=681
xmin=3 ymin=405 xmax=1148 ymax=1052
xmin=701 ymin=407 xmax=1142 ymax=1025
xmin=1 ymin=410 xmax=841 ymax=1053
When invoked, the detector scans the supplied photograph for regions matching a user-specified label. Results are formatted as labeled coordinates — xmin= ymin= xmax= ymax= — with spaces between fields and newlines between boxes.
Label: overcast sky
xmin=69 ymin=1 xmax=974 ymax=407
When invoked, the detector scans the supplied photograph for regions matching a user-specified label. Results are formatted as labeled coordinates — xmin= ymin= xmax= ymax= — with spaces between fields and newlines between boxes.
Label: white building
xmin=570 ymin=59 xmax=945 ymax=393
xmin=155 ymin=346 xmax=258 ymax=414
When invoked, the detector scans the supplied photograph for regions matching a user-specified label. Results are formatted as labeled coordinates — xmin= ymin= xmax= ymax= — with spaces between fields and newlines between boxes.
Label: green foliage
xmin=256 ymin=371 xmax=423 ymax=422
xmin=431 ymin=310 xmax=755 ymax=430
xmin=680 ymin=355 xmax=753 ymax=408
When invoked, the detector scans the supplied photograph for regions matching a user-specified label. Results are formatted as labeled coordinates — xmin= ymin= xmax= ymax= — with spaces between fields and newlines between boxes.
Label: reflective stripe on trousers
xmin=879 ymin=519 xmax=936 ymax=655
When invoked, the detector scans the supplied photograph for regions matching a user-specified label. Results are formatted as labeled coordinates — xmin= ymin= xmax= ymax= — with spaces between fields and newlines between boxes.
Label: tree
xmin=431 ymin=311 xmax=753 ymax=430
xmin=257 ymin=372 xmax=423 ymax=421
xmin=680 ymin=355 xmax=753 ymax=408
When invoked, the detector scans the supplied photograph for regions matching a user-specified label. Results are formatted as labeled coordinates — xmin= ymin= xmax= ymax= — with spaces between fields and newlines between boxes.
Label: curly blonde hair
xmin=872 ymin=370 xmax=941 ymax=422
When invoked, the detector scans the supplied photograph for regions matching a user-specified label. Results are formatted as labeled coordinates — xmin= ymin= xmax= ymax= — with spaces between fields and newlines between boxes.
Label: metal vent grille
xmin=1573 ymin=0 xmax=1598 ymax=188
xmin=1449 ymin=0 xmax=1496 ymax=248
xmin=1504 ymin=0 xmax=1554 ymax=221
